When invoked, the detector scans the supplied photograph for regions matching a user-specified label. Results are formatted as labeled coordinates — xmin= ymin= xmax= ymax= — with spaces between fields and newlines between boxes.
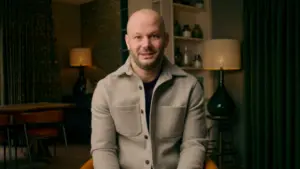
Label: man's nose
xmin=141 ymin=37 xmax=151 ymax=47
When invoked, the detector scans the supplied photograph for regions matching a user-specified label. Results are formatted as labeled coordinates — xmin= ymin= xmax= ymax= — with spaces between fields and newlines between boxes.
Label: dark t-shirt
xmin=143 ymin=75 xmax=159 ymax=130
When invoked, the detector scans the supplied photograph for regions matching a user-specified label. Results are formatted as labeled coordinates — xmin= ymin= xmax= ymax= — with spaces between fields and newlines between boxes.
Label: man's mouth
xmin=140 ymin=53 xmax=154 ymax=55
xmin=140 ymin=53 xmax=155 ymax=60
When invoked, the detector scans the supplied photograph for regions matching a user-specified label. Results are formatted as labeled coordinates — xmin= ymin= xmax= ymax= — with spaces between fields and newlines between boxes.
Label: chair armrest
xmin=205 ymin=157 xmax=218 ymax=169
xmin=80 ymin=158 xmax=94 ymax=169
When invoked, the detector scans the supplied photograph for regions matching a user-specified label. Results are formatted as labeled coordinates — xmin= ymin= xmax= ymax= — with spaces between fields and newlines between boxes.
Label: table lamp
xmin=70 ymin=48 xmax=92 ymax=97
xmin=202 ymin=39 xmax=241 ymax=117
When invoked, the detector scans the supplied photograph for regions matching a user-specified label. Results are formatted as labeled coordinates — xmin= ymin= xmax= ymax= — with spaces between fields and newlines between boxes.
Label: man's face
xmin=125 ymin=15 xmax=169 ymax=70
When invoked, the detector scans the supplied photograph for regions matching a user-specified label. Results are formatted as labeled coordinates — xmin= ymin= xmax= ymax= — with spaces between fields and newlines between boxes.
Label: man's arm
xmin=177 ymin=80 xmax=208 ymax=169
xmin=91 ymin=80 xmax=120 ymax=169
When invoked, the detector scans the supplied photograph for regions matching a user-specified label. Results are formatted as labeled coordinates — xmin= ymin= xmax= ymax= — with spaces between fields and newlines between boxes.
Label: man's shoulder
xmin=170 ymin=64 xmax=199 ymax=86
xmin=183 ymin=73 xmax=199 ymax=85
xmin=95 ymin=72 xmax=118 ymax=87
xmin=165 ymin=60 xmax=198 ymax=85
xmin=177 ymin=74 xmax=200 ymax=90
xmin=94 ymin=66 xmax=126 ymax=88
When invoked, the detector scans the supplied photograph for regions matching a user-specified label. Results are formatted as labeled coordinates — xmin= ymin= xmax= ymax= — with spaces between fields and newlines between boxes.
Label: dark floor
xmin=1 ymin=144 xmax=91 ymax=169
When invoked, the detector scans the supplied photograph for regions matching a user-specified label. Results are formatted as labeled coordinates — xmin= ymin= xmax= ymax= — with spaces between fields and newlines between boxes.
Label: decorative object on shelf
xmin=193 ymin=54 xmax=202 ymax=68
xmin=70 ymin=48 xmax=92 ymax=98
xmin=183 ymin=46 xmax=191 ymax=66
xmin=182 ymin=24 xmax=192 ymax=38
xmin=174 ymin=46 xmax=183 ymax=66
xmin=192 ymin=24 xmax=203 ymax=39
xmin=202 ymin=39 xmax=241 ymax=117
xmin=195 ymin=0 xmax=204 ymax=8
xmin=174 ymin=20 xmax=182 ymax=36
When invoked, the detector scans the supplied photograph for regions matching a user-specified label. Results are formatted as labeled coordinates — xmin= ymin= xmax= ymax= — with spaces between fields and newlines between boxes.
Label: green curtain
xmin=244 ymin=0 xmax=300 ymax=168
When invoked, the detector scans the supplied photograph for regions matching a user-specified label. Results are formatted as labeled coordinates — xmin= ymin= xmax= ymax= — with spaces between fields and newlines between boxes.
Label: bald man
xmin=91 ymin=9 xmax=208 ymax=169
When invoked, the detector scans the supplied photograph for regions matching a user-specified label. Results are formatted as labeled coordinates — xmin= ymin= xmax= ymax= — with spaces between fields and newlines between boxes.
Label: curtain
xmin=120 ymin=0 xmax=129 ymax=64
xmin=2 ymin=0 xmax=60 ymax=104
xmin=244 ymin=0 xmax=300 ymax=168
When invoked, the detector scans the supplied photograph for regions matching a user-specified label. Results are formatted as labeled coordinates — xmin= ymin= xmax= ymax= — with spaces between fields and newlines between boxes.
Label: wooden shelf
xmin=173 ymin=3 xmax=205 ymax=12
xmin=174 ymin=36 xmax=203 ymax=42
xmin=152 ymin=0 xmax=160 ymax=3
xmin=180 ymin=66 xmax=203 ymax=71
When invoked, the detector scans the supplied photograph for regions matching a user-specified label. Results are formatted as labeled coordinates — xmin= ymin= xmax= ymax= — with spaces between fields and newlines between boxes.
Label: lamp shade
xmin=70 ymin=48 xmax=92 ymax=67
xmin=202 ymin=39 xmax=241 ymax=70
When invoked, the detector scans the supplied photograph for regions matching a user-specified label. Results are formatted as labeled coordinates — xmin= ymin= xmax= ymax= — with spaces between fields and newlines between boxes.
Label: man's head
xmin=125 ymin=9 xmax=169 ymax=70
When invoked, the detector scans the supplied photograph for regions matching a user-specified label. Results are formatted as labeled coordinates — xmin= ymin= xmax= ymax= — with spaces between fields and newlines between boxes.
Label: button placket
xmin=139 ymin=84 xmax=147 ymax=133
xmin=138 ymin=81 xmax=153 ymax=168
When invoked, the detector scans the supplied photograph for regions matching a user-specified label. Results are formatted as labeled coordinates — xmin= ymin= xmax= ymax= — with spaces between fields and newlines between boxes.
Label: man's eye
xmin=151 ymin=35 xmax=160 ymax=39
xmin=134 ymin=36 xmax=142 ymax=40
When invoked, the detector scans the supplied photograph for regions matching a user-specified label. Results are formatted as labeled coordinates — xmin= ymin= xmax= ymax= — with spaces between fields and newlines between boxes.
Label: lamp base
xmin=73 ymin=66 xmax=87 ymax=98
xmin=207 ymin=69 xmax=235 ymax=117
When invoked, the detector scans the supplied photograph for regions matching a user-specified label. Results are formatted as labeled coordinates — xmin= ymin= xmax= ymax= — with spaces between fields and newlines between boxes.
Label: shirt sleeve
xmin=177 ymin=80 xmax=208 ymax=169
xmin=91 ymin=80 xmax=120 ymax=169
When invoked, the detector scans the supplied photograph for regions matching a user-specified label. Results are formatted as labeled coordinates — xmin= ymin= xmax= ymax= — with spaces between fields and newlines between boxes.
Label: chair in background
xmin=15 ymin=110 xmax=68 ymax=163
xmin=0 ymin=114 xmax=12 ymax=169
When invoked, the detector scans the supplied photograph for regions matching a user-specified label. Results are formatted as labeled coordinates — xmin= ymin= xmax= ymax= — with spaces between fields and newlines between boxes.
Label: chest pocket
xmin=111 ymin=104 xmax=142 ymax=137
xmin=156 ymin=106 xmax=187 ymax=139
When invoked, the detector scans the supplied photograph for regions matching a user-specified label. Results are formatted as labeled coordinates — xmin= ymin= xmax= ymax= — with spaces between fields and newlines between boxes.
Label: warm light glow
xmin=202 ymin=39 xmax=241 ymax=70
xmin=69 ymin=48 xmax=92 ymax=67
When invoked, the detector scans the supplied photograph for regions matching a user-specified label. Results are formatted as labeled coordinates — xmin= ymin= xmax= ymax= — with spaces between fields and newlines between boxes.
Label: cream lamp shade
xmin=70 ymin=48 xmax=92 ymax=67
xmin=202 ymin=39 xmax=241 ymax=70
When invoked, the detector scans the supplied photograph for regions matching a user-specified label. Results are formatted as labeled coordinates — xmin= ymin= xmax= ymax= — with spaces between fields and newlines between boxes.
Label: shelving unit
xmin=152 ymin=0 xmax=160 ymax=3
xmin=150 ymin=0 xmax=214 ymax=98
xmin=180 ymin=66 xmax=203 ymax=71
xmin=173 ymin=2 xmax=205 ymax=12
xmin=174 ymin=36 xmax=203 ymax=42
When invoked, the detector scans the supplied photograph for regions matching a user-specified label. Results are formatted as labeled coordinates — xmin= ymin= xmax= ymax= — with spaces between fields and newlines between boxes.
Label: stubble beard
xmin=131 ymin=52 xmax=164 ymax=71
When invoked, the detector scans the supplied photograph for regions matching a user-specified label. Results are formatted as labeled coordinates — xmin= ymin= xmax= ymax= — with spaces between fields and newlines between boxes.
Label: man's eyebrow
xmin=130 ymin=33 xmax=141 ymax=36
xmin=150 ymin=31 xmax=160 ymax=34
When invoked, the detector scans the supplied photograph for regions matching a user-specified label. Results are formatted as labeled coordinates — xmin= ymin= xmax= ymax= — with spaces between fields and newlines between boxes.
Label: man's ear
xmin=125 ymin=34 xmax=130 ymax=50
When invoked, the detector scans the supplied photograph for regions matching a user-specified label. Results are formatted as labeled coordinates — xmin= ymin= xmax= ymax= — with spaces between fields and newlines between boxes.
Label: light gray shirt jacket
xmin=91 ymin=56 xmax=208 ymax=169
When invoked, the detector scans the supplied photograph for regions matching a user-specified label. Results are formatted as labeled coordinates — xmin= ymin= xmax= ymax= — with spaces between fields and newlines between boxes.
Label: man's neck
xmin=131 ymin=60 xmax=162 ymax=83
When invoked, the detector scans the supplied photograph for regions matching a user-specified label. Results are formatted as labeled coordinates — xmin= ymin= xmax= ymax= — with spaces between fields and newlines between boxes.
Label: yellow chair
xmin=80 ymin=158 xmax=93 ymax=169
xmin=80 ymin=157 xmax=218 ymax=169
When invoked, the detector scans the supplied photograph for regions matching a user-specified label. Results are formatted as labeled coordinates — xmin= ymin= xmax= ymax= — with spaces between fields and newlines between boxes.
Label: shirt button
xmin=141 ymin=109 xmax=144 ymax=114
xmin=144 ymin=135 xmax=148 ymax=139
xmin=145 ymin=160 xmax=150 ymax=165
xmin=139 ymin=86 xmax=142 ymax=90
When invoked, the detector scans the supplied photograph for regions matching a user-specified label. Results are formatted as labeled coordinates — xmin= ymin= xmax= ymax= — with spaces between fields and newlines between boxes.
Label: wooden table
xmin=0 ymin=102 xmax=75 ymax=114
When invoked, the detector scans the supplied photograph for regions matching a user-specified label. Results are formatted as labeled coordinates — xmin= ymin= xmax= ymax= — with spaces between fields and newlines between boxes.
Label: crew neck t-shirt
xmin=143 ymin=75 xmax=160 ymax=130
